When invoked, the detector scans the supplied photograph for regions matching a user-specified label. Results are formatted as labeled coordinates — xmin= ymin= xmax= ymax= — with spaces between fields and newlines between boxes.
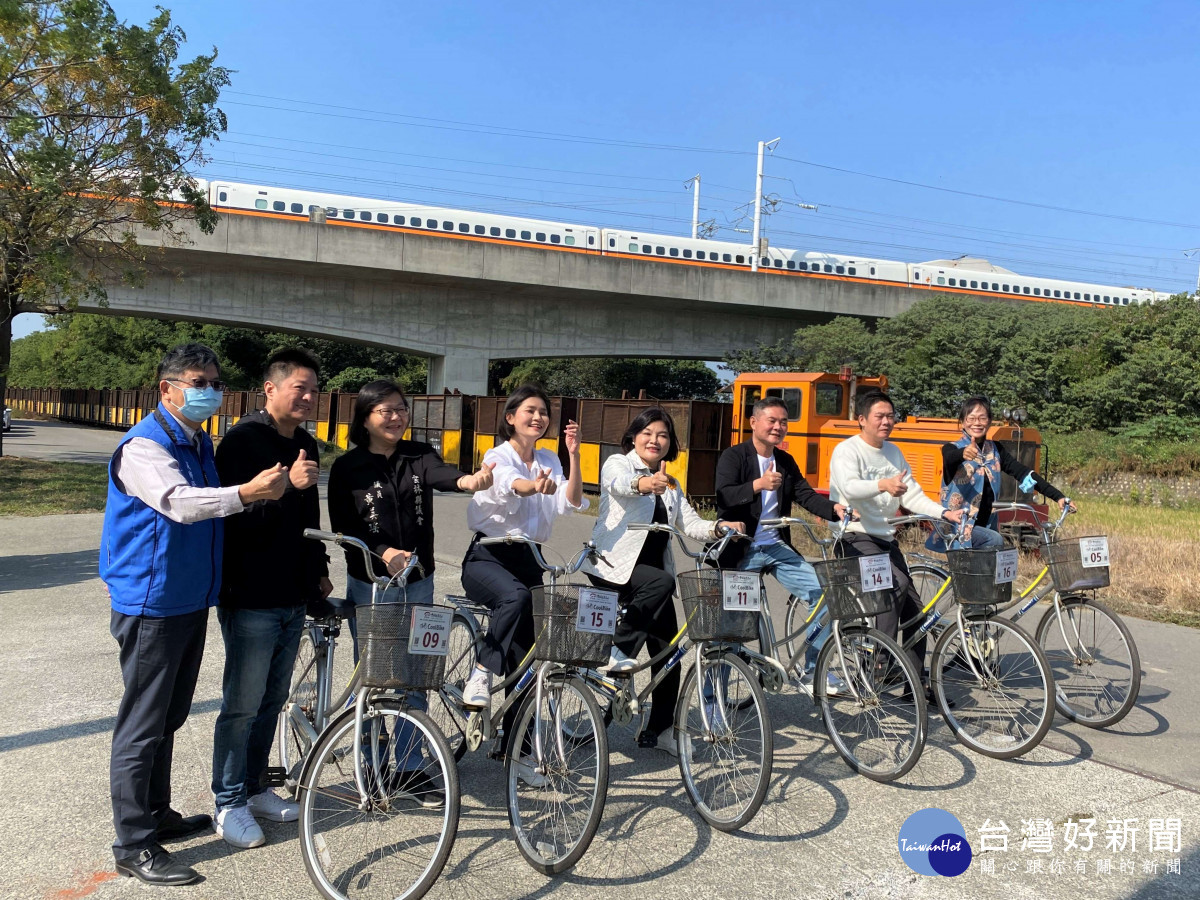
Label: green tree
xmin=499 ymin=357 xmax=721 ymax=400
xmin=723 ymin=316 xmax=875 ymax=375
xmin=324 ymin=366 xmax=382 ymax=393
xmin=0 ymin=0 xmax=230 ymax=451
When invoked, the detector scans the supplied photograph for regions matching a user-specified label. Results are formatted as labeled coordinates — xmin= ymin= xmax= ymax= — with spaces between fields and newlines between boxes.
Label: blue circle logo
xmin=898 ymin=808 xmax=973 ymax=877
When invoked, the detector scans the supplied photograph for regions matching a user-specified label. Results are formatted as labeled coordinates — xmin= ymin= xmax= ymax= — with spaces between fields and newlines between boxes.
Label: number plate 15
xmin=408 ymin=607 xmax=453 ymax=656
xmin=576 ymin=587 xmax=619 ymax=635
xmin=722 ymin=571 xmax=762 ymax=612
xmin=1079 ymin=536 xmax=1110 ymax=569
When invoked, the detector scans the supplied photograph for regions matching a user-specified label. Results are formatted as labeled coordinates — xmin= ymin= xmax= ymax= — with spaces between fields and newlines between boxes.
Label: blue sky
xmin=14 ymin=0 xmax=1200 ymax=340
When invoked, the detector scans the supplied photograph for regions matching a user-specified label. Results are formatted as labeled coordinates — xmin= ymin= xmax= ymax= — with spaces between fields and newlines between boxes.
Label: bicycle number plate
xmin=858 ymin=554 xmax=893 ymax=592
xmin=722 ymin=571 xmax=761 ymax=612
xmin=994 ymin=549 xmax=1019 ymax=584
xmin=1079 ymin=536 xmax=1110 ymax=568
xmin=576 ymin=587 xmax=619 ymax=635
xmin=408 ymin=607 xmax=453 ymax=656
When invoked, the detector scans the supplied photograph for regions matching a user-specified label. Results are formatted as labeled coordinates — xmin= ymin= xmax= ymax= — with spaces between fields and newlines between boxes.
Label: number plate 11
xmin=722 ymin=571 xmax=762 ymax=612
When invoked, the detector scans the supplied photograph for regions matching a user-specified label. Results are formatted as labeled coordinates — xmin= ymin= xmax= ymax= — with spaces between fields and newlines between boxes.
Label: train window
xmin=823 ymin=264 xmax=832 ymax=273
xmin=1073 ymin=292 xmax=1081 ymax=299
xmin=774 ymin=259 xmax=782 ymax=268
xmin=550 ymin=234 xmax=561 ymax=244
xmin=723 ymin=253 xmax=732 ymax=262
xmin=565 ymin=235 xmax=575 ymax=245
xmin=489 ymin=226 xmax=499 ymax=236
xmin=815 ymin=383 xmax=843 ymax=416
xmin=410 ymin=216 xmax=422 ymax=226
xmin=670 ymin=248 xmax=679 ymax=257
xmin=739 ymin=385 xmax=762 ymax=432
xmin=1033 ymin=288 xmax=1041 ymax=295
xmin=1103 ymin=295 xmax=1110 ymax=303
xmin=459 ymin=223 xmax=470 ymax=233
xmin=360 ymin=211 xmax=372 ymax=221
xmin=656 ymin=246 xmax=665 ymax=255
xmin=272 ymin=201 xmax=285 ymax=211
xmin=342 ymin=209 xmax=354 ymax=218
xmin=1052 ymin=290 xmax=1059 ymax=297
xmin=627 ymin=242 xmax=637 ymax=252
xmin=290 ymin=203 xmax=303 ymax=214
xmin=475 ymin=224 xmax=485 ymax=234
xmin=936 ymin=276 xmax=945 ymax=284
xmin=682 ymin=249 xmax=692 ymax=258
xmin=993 ymin=283 xmax=1000 ymax=290
xmin=948 ymin=278 xmax=957 ymax=286
xmin=326 ymin=207 xmax=338 ymax=218
xmin=1023 ymin=287 xmax=1030 ymax=294
xmin=443 ymin=221 xmax=454 ymax=230
xmin=1122 ymin=298 xmax=1130 ymax=305
xmin=219 ymin=191 xmax=228 ymax=202
xmin=697 ymin=251 xmax=706 ymax=260
xmin=1002 ymin=284 xmax=1010 ymax=292
xmin=505 ymin=228 xmax=516 ymax=238
xmin=1084 ymin=294 xmax=1090 ymax=301
xmin=736 ymin=255 xmax=746 ymax=264
xmin=521 ymin=230 xmax=531 ymax=240
xmin=376 ymin=213 xmax=388 ymax=223
xmin=255 ymin=199 xmax=268 ymax=209
xmin=848 ymin=266 xmax=856 ymax=275
xmin=535 ymin=232 xmax=546 ymax=241
xmin=836 ymin=265 xmax=845 ymax=274
xmin=588 ymin=235 xmax=595 ymax=244
xmin=787 ymin=260 xmax=796 ymax=269
xmin=644 ymin=245 xmax=652 ymax=253
xmin=609 ymin=237 xmax=616 ymax=247
xmin=394 ymin=215 xmax=405 ymax=225
xmin=798 ymin=262 xmax=808 ymax=271
xmin=912 ymin=269 xmax=919 ymax=279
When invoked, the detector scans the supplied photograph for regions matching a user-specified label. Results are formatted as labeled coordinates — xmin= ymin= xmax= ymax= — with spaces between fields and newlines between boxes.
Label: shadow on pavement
xmin=0 ymin=548 xmax=100 ymax=592
xmin=0 ymin=698 xmax=222 ymax=753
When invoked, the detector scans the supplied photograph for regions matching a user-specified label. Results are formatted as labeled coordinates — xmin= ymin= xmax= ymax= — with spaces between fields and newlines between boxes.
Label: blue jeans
xmin=212 ymin=605 xmax=306 ymax=811
xmin=950 ymin=525 xmax=1005 ymax=551
xmin=346 ymin=575 xmax=434 ymax=772
xmin=738 ymin=542 xmax=826 ymax=671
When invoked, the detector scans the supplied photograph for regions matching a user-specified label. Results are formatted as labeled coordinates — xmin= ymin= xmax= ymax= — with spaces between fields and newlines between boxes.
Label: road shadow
xmin=0 ymin=698 xmax=222 ymax=753
xmin=0 ymin=548 xmax=99 ymax=592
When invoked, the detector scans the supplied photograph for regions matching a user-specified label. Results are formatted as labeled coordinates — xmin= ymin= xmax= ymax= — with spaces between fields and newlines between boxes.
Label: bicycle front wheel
xmin=816 ymin=624 xmax=927 ymax=782
xmin=676 ymin=650 xmax=772 ymax=832
xmin=506 ymin=673 xmax=608 ymax=875
xmin=930 ymin=615 xmax=1053 ymax=759
xmin=277 ymin=627 xmax=320 ymax=793
xmin=427 ymin=611 xmax=478 ymax=762
xmin=1035 ymin=595 xmax=1141 ymax=728
xmin=298 ymin=700 xmax=459 ymax=900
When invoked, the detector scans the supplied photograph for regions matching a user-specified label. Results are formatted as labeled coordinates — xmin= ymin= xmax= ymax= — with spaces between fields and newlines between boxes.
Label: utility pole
xmin=1185 ymin=249 xmax=1200 ymax=294
xmin=750 ymin=138 xmax=780 ymax=272
xmin=685 ymin=175 xmax=701 ymax=239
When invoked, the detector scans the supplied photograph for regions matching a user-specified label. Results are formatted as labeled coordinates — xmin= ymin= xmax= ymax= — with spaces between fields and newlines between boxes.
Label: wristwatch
xmin=631 ymin=474 xmax=646 ymax=495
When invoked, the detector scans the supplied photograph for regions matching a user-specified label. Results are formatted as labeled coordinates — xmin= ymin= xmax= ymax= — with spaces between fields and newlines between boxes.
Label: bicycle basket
xmin=675 ymin=570 xmax=760 ymax=642
xmin=357 ymin=601 xmax=450 ymax=690
xmin=811 ymin=557 xmax=893 ymax=621
xmin=1045 ymin=536 xmax=1111 ymax=593
xmin=530 ymin=584 xmax=613 ymax=667
xmin=945 ymin=549 xmax=1015 ymax=606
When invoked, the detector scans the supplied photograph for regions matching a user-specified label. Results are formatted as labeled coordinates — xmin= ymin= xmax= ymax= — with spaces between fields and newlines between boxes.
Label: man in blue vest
xmin=102 ymin=344 xmax=288 ymax=886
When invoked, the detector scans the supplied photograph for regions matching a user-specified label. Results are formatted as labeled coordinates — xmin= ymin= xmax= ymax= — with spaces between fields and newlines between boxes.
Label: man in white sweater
xmin=828 ymin=390 xmax=964 ymax=684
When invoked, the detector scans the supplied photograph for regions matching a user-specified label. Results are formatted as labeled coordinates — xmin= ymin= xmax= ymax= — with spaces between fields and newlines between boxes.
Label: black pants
xmin=590 ymin=564 xmax=680 ymax=736
xmin=461 ymin=538 xmax=542 ymax=743
xmin=109 ymin=607 xmax=208 ymax=858
xmin=835 ymin=533 xmax=926 ymax=678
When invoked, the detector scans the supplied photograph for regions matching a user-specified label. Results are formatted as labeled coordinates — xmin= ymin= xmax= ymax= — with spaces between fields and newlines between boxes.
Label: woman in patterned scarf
xmin=930 ymin=395 xmax=1073 ymax=552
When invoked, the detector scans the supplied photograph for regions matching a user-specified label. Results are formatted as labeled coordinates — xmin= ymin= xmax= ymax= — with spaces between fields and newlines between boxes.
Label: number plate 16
xmin=994 ymin=549 xmax=1019 ymax=585
xmin=408 ymin=607 xmax=453 ymax=656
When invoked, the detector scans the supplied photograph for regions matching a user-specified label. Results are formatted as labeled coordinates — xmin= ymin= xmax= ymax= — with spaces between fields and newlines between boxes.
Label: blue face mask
xmin=172 ymin=386 xmax=223 ymax=422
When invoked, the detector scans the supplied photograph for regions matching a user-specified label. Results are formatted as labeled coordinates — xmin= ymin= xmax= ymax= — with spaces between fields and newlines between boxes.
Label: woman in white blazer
xmin=582 ymin=407 xmax=743 ymax=755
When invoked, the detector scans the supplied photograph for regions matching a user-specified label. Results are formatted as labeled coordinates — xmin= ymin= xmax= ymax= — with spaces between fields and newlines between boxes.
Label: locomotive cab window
xmin=764 ymin=387 xmax=802 ymax=420
xmin=815 ymin=383 xmax=843 ymax=416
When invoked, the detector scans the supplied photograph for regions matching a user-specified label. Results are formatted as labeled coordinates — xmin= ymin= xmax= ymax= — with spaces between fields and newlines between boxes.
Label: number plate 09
xmin=408 ymin=607 xmax=453 ymax=656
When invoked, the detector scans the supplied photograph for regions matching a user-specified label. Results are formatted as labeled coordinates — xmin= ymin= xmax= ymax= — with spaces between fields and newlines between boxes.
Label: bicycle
xmin=294 ymin=529 xmax=460 ymax=900
xmin=575 ymin=524 xmax=775 ymax=831
xmin=434 ymin=536 xmax=612 ymax=875
xmin=739 ymin=516 xmax=928 ymax=782
xmin=905 ymin=501 xmax=1140 ymax=729
xmin=889 ymin=514 xmax=1056 ymax=759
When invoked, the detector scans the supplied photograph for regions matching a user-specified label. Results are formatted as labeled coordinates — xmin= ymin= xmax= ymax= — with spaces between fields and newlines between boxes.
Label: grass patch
xmin=0 ymin=456 xmax=109 ymax=516
xmin=1044 ymin=425 xmax=1200 ymax=481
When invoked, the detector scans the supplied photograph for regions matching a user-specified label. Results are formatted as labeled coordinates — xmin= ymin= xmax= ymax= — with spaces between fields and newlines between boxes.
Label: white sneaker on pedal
xmin=247 ymin=788 xmax=298 ymax=823
xmin=825 ymin=672 xmax=848 ymax=696
xmin=515 ymin=756 xmax=548 ymax=788
xmin=600 ymin=646 xmax=637 ymax=673
xmin=462 ymin=667 xmax=492 ymax=709
xmin=214 ymin=805 xmax=265 ymax=849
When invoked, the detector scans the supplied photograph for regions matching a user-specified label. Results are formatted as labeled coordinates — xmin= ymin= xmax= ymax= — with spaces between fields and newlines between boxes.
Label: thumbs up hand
xmin=533 ymin=466 xmax=558 ymax=496
xmin=755 ymin=458 xmax=783 ymax=493
xmin=288 ymin=446 xmax=320 ymax=490
xmin=878 ymin=468 xmax=909 ymax=498
xmin=647 ymin=460 xmax=672 ymax=495
xmin=459 ymin=461 xmax=496 ymax=492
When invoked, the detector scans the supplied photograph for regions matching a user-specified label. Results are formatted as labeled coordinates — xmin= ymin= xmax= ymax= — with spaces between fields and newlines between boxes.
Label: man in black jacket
xmin=715 ymin=396 xmax=849 ymax=686
xmin=211 ymin=348 xmax=331 ymax=849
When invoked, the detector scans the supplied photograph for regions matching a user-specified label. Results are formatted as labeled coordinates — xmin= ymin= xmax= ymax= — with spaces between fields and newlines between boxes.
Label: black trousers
xmin=589 ymin=564 xmax=680 ymax=736
xmin=109 ymin=607 xmax=209 ymax=858
xmin=835 ymin=533 xmax=926 ymax=678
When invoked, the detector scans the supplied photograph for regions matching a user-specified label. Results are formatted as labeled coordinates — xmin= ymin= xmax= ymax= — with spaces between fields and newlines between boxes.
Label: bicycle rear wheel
xmin=1035 ymin=595 xmax=1141 ymax=728
xmin=816 ymin=624 xmax=927 ymax=782
xmin=427 ymin=611 xmax=478 ymax=762
xmin=676 ymin=650 xmax=772 ymax=832
xmin=298 ymin=700 xmax=459 ymax=900
xmin=930 ymin=615 xmax=1053 ymax=759
xmin=506 ymin=673 xmax=608 ymax=875
xmin=277 ymin=627 xmax=320 ymax=794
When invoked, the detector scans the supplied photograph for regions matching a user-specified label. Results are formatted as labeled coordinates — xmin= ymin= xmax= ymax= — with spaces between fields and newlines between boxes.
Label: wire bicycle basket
xmin=811 ymin=557 xmax=893 ymax=621
xmin=1045 ymin=535 xmax=1111 ymax=593
xmin=945 ymin=548 xmax=1017 ymax=606
xmin=357 ymin=600 xmax=451 ymax=690
xmin=530 ymin=584 xmax=614 ymax=666
xmin=676 ymin=569 xmax=761 ymax=642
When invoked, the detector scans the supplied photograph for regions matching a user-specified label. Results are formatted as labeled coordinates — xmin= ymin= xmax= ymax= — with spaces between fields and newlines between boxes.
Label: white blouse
xmin=466 ymin=441 xmax=587 ymax=542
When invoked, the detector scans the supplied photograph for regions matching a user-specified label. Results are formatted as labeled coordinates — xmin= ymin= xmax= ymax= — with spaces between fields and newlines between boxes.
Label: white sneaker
xmin=462 ymin=667 xmax=492 ymax=709
xmin=825 ymin=672 xmax=848 ymax=696
xmin=247 ymin=788 xmax=299 ymax=823
xmin=214 ymin=805 xmax=265 ymax=849
xmin=639 ymin=728 xmax=679 ymax=758
xmin=515 ymin=756 xmax=548 ymax=788
xmin=600 ymin=646 xmax=637 ymax=673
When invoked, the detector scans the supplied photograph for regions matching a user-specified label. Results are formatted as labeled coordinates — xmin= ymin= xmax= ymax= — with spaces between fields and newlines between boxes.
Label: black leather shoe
xmin=156 ymin=809 xmax=213 ymax=841
xmin=115 ymin=848 xmax=201 ymax=886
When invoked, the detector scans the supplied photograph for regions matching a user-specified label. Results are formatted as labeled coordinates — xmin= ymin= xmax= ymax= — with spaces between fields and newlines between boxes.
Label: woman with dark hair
xmin=459 ymin=386 xmax=585 ymax=742
xmin=326 ymin=379 xmax=494 ymax=803
xmin=933 ymin=394 xmax=1074 ymax=551
xmin=581 ymin=407 xmax=743 ymax=754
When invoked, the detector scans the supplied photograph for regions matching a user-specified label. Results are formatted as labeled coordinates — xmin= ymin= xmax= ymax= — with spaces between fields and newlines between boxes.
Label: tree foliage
xmin=724 ymin=294 xmax=1200 ymax=430
xmin=500 ymin=357 xmax=721 ymax=400
xmin=0 ymin=0 xmax=230 ymax=450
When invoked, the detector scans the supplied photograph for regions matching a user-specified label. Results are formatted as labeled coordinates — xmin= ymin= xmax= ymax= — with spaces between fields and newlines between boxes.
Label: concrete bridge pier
xmin=428 ymin=351 xmax=489 ymax=395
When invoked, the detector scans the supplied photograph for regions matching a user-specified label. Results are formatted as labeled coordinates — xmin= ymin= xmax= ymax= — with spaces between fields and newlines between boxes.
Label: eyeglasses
xmin=373 ymin=406 xmax=409 ymax=419
xmin=169 ymin=377 xmax=226 ymax=392
xmin=963 ymin=416 xmax=990 ymax=425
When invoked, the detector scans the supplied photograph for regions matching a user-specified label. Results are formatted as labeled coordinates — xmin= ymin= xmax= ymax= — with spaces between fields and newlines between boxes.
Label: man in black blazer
xmin=715 ymin=396 xmax=849 ymax=686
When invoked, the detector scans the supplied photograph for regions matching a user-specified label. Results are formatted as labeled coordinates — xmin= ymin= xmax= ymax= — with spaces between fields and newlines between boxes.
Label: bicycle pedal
xmin=260 ymin=766 xmax=288 ymax=788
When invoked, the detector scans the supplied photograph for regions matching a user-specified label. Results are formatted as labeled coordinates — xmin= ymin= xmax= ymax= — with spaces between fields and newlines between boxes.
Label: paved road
xmin=3 ymin=415 xmax=124 ymax=464
xmin=2 ymin=418 xmax=1199 ymax=900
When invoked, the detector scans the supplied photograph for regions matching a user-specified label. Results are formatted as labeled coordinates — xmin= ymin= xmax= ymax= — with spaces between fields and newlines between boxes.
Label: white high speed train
xmin=200 ymin=180 xmax=1174 ymax=308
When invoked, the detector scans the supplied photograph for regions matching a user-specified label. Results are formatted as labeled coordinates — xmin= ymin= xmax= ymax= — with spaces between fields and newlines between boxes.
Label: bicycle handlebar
xmin=477 ymin=535 xmax=609 ymax=577
xmin=886 ymin=513 xmax=968 ymax=542
xmin=302 ymin=528 xmax=425 ymax=588
xmin=627 ymin=521 xmax=745 ymax=567
xmin=991 ymin=499 xmax=1074 ymax=535
xmin=759 ymin=517 xmax=838 ymax=549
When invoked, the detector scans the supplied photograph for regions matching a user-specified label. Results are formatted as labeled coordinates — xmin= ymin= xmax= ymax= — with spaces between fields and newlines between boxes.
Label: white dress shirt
xmin=466 ymin=441 xmax=586 ymax=542
xmin=111 ymin=409 xmax=244 ymax=525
